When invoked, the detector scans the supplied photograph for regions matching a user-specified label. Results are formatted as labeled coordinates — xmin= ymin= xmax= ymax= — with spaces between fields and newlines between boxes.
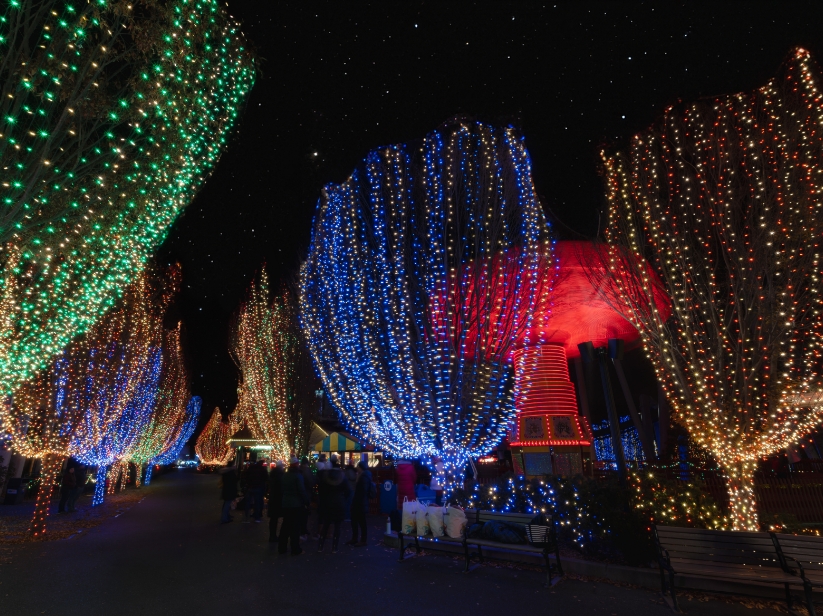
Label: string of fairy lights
xmin=300 ymin=121 xmax=552 ymax=489
xmin=0 ymin=0 xmax=254 ymax=399
xmin=601 ymin=48 xmax=823 ymax=530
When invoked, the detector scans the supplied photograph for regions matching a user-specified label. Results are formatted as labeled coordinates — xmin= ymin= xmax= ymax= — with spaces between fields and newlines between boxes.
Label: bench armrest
xmin=657 ymin=545 xmax=674 ymax=573
xmin=781 ymin=555 xmax=806 ymax=578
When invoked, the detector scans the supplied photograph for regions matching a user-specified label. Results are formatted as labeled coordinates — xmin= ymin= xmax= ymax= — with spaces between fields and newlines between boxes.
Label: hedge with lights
xmin=457 ymin=471 xmax=725 ymax=565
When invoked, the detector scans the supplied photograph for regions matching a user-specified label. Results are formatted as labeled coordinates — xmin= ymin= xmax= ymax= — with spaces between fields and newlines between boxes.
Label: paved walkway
xmin=0 ymin=471 xmax=784 ymax=616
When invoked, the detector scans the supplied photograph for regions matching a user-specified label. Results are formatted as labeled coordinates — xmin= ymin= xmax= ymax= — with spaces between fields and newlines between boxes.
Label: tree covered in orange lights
xmin=195 ymin=407 xmax=236 ymax=467
xmin=231 ymin=273 xmax=314 ymax=461
xmin=600 ymin=48 xmax=823 ymax=530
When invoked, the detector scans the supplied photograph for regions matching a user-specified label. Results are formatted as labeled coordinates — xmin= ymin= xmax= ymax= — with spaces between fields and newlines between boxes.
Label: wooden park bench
xmin=654 ymin=525 xmax=820 ymax=614
xmin=399 ymin=508 xmax=563 ymax=586
xmin=773 ymin=532 xmax=823 ymax=615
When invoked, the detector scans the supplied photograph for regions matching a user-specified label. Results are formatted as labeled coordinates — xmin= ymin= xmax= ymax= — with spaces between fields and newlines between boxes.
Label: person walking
xmin=219 ymin=463 xmax=239 ymax=524
xmin=346 ymin=461 xmax=373 ymax=547
xmin=299 ymin=457 xmax=315 ymax=538
xmin=317 ymin=455 xmax=350 ymax=553
xmin=268 ymin=460 xmax=284 ymax=543
xmin=279 ymin=457 xmax=308 ymax=556
xmin=58 ymin=464 xmax=77 ymax=513
xmin=343 ymin=462 xmax=356 ymax=522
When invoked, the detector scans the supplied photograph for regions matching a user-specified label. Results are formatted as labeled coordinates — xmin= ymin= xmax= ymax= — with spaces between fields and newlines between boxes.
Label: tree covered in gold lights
xmin=194 ymin=407 xmax=236 ymax=467
xmin=599 ymin=48 xmax=823 ymax=530
xmin=231 ymin=272 xmax=315 ymax=461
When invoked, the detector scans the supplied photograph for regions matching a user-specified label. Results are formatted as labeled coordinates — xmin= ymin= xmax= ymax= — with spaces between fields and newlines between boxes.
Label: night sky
xmin=156 ymin=2 xmax=823 ymax=427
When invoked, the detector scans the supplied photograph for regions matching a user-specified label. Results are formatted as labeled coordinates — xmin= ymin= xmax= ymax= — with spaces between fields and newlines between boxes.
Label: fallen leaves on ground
xmin=0 ymin=488 xmax=148 ymax=545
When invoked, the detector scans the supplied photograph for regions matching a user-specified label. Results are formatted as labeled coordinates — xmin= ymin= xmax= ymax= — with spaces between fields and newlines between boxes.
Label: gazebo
xmin=313 ymin=432 xmax=382 ymax=467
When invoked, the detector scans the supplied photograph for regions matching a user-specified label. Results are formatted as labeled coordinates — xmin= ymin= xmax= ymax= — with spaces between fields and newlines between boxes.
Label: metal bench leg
xmin=543 ymin=550 xmax=552 ymax=588
xmin=784 ymin=583 xmax=793 ymax=612
xmin=804 ymin=580 xmax=817 ymax=616
xmin=463 ymin=540 xmax=471 ymax=572
xmin=554 ymin=543 xmax=564 ymax=576
xmin=668 ymin=570 xmax=679 ymax=612
xmin=477 ymin=544 xmax=484 ymax=563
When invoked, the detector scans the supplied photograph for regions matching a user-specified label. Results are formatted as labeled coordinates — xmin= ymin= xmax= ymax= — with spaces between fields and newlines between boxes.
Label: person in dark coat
xmin=267 ymin=460 xmax=284 ymax=542
xmin=343 ymin=463 xmax=356 ymax=521
xmin=244 ymin=460 xmax=268 ymax=522
xmin=58 ymin=464 xmax=76 ymax=513
xmin=219 ymin=463 xmax=239 ymax=524
xmin=317 ymin=455 xmax=351 ymax=553
xmin=299 ymin=457 xmax=315 ymax=537
xmin=279 ymin=458 xmax=308 ymax=555
xmin=345 ymin=461 xmax=372 ymax=547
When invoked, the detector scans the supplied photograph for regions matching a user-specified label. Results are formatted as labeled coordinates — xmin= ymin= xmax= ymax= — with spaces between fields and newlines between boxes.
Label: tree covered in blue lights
xmin=300 ymin=120 xmax=551 ymax=488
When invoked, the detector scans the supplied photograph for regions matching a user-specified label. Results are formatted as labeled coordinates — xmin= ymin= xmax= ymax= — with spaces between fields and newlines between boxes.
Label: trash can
xmin=380 ymin=479 xmax=397 ymax=513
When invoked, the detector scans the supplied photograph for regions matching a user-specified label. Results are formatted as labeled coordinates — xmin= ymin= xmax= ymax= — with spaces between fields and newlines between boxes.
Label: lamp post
xmin=578 ymin=341 xmax=628 ymax=485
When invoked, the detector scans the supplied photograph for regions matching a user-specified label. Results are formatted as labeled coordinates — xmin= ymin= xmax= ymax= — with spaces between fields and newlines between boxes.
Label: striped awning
xmin=313 ymin=432 xmax=362 ymax=452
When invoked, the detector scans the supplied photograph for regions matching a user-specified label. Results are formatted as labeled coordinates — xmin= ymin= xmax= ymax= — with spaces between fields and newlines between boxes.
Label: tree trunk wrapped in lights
xmin=300 ymin=120 xmax=552 ymax=489
xmin=598 ymin=48 xmax=823 ymax=530
xmin=231 ymin=275 xmax=316 ymax=460
xmin=194 ymin=407 xmax=236 ymax=467
xmin=0 ymin=0 xmax=254 ymax=399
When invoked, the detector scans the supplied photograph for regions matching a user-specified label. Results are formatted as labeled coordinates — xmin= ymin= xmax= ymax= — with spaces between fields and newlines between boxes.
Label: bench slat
xmin=660 ymin=535 xmax=777 ymax=546
xmin=657 ymin=527 xmax=768 ymax=540
xmin=467 ymin=538 xmax=546 ymax=553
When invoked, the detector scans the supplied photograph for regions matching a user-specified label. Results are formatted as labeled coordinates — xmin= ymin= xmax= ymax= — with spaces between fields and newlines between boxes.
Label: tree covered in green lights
xmin=0 ymin=0 xmax=255 ymax=396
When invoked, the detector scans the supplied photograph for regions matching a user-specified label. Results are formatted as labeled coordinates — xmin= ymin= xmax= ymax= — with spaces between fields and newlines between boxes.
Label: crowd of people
xmin=219 ymin=454 xmax=374 ymax=556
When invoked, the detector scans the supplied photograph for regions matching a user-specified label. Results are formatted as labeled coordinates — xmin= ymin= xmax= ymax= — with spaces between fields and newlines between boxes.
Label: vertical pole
xmin=639 ymin=394 xmax=657 ymax=458
xmin=612 ymin=358 xmax=655 ymax=463
xmin=573 ymin=357 xmax=598 ymax=462
xmin=597 ymin=348 xmax=628 ymax=484
xmin=144 ymin=463 xmax=153 ymax=486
